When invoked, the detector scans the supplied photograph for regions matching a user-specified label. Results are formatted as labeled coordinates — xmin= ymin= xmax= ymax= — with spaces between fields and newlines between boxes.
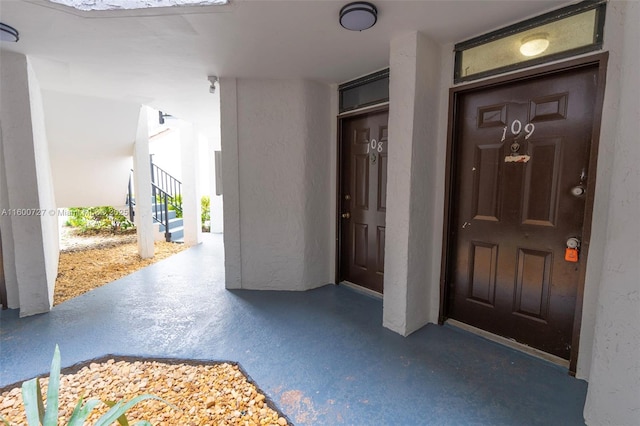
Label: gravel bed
xmin=0 ymin=358 xmax=289 ymax=425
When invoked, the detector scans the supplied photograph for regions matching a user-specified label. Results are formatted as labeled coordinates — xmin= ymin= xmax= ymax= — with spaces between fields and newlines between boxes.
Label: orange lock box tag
xmin=565 ymin=248 xmax=579 ymax=262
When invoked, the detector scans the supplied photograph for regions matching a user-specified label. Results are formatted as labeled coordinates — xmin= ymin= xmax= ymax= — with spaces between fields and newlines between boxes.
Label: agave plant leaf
xmin=21 ymin=378 xmax=44 ymax=426
xmin=132 ymin=422 xmax=153 ymax=426
xmin=1 ymin=415 xmax=11 ymax=425
xmin=104 ymin=400 xmax=130 ymax=426
xmin=42 ymin=345 xmax=61 ymax=425
xmin=94 ymin=395 xmax=168 ymax=426
xmin=67 ymin=397 xmax=102 ymax=426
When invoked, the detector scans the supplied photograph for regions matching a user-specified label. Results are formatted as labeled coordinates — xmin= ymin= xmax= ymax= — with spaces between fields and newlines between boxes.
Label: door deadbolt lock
xmin=344 ymin=194 xmax=351 ymax=200
xmin=566 ymin=237 xmax=581 ymax=249
xmin=341 ymin=212 xmax=351 ymax=219
xmin=571 ymin=186 xmax=586 ymax=197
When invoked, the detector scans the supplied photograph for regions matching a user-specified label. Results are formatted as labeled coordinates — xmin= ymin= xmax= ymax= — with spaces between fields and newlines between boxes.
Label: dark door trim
xmin=335 ymin=104 xmax=390 ymax=286
xmin=439 ymin=52 xmax=609 ymax=374
xmin=0 ymin=229 xmax=7 ymax=310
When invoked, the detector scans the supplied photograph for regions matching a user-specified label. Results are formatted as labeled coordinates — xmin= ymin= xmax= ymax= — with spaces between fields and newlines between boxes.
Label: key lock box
xmin=565 ymin=237 xmax=580 ymax=263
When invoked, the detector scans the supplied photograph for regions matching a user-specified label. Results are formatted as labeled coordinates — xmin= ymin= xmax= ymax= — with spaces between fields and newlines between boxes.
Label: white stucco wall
xmin=180 ymin=122 xmax=202 ymax=246
xmin=28 ymin=61 xmax=59 ymax=304
xmin=44 ymin=91 xmax=139 ymax=208
xmin=220 ymin=78 xmax=332 ymax=290
xmin=583 ymin=1 xmax=640 ymax=424
xmin=0 ymin=126 xmax=19 ymax=308
xmin=133 ymin=107 xmax=154 ymax=259
xmin=383 ymin=32 xmax=442 ymax=336
xmin=574 ymin=0 xmax=630 ymax=381
xmin=219 ymin=78 xmax=242 ymax=288
xmin=0 ymin=52 xmax=57 ymax=316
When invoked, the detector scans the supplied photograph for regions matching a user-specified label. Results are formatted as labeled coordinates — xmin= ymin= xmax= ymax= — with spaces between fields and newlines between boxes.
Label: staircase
xmin=127 ymin=157 xmax=184 ymax=243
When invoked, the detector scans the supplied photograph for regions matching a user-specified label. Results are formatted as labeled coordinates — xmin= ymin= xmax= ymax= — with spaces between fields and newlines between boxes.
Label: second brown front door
xmin=339 ymin=109 xmax=389 ymax=293
xmin=445 ymin=62 xmax=603 ymax=361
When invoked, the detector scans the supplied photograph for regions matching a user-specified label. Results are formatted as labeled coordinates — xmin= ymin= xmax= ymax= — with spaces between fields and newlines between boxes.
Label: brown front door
xmin=339 ymin=109 xmax=388 ymax=293
xmin=446 ymin=64 xmax=602 ymax=360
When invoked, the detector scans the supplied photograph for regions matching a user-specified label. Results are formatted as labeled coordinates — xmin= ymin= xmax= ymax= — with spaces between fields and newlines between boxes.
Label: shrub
xmin=201 ymin=196 xmax=210 ymax=231
xmin=66 ymin=207 xmax=134 ymax=234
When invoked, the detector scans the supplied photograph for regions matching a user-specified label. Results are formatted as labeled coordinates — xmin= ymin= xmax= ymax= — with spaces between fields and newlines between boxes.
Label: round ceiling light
xmin=0 ymin=22 xmax=19 ymax=42
xmin=340 ymin=2 xmax=377 ymax=31
xmin=519 ymin=33 xmax=549 ymax=57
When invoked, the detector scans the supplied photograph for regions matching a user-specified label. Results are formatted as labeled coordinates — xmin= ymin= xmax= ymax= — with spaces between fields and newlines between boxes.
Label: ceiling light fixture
xmin=340 ymin=2 xmax=377 ymax=31
xmin=519 ymin=33 xmax=550 ymax=57
xmin=0 ymin=22 xmax=19 ymax=42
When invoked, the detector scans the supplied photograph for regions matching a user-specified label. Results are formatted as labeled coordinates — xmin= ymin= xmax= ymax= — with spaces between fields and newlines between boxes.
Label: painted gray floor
xmin=0 ymin=234 xmax=587 ymax=425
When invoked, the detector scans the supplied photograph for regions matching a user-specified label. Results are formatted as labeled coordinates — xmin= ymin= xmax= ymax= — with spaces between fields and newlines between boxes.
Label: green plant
xmin=155 ymin=194 xmax=183 ymax=219
xmin=66 ymin=207 xmax=134 ymax=233
xmin=201 ymin=196 xmax=210 ymax=231
xmin=1 ymin=345 xmax=167 ymax=426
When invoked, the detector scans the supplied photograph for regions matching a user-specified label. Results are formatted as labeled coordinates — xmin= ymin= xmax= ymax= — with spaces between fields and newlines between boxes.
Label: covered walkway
xmin=0 ymin=235 xmax=587 ymax=425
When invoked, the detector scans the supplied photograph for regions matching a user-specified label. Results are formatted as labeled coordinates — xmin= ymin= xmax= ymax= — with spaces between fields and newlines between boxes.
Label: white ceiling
xmin=0 ymin=0 xmax=573 ymax=137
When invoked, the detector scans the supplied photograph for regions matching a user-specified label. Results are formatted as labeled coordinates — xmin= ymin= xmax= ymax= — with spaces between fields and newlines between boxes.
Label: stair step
xmin=169 ymin=226 xmax=184 ymax=241
xmin=157 ymin=217 xmax=183 ymax=232
xmin=151 ymin=205 xmax=178 ymax=220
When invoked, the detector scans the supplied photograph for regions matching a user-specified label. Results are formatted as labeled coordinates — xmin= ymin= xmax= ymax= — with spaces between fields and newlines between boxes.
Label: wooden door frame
xmin=439 ymin=52 xmax=609 ymax=374
xmin=335 ymin=104 xmax=390 ymax=285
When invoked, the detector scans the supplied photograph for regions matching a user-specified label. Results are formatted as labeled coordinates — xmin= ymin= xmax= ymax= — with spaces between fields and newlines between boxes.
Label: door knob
xmin=341 ymin=212 xmax=351 ymax=219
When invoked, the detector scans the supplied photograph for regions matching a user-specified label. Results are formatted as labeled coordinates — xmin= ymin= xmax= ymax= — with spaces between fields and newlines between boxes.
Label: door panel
xmin=447 ymin=65 xmax=599 ymax=359
xmin=340 ymin=110 xmax=389 ymax=294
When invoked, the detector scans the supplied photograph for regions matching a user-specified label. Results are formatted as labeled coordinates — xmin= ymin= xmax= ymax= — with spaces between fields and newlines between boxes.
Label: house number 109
xmin=501 ymin=120 xmax=535 ymax=141
xmin=366 ymin=139 xmax=384 ymax=153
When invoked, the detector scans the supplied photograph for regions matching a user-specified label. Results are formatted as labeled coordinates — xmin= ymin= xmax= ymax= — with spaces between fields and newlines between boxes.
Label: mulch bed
xmin=54 ymin=230 xmax=186 ymax=306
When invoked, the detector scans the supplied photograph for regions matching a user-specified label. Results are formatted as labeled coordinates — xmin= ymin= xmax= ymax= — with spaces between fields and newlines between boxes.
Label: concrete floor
xmin=0 ymin=234 xmax=587 ymax=425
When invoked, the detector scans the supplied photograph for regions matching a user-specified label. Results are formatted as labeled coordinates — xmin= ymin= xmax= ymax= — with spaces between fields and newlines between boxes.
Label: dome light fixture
xmin=0 ymin=22 xmax=19 ymax=42
xmin=340 ymin=2 xmax=377 ymax=32
xmin=519 ymin=33 xmax=550 ymax=57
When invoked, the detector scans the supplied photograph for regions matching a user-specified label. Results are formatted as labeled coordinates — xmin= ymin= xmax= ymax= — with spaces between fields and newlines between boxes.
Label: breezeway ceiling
xmin=0 ymin=0 xmax=573 ymax=137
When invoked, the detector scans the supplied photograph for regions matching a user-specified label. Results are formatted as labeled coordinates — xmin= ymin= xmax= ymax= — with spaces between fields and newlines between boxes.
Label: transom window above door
xmin=454 ymin=0 xmax=605 ymax=83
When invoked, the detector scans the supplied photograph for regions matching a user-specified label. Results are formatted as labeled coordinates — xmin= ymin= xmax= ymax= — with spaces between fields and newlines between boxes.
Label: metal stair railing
xmin=126 ymin=159 xmax=184 ymax=242
xmin=151 ymin=183 xmax=173 ymax=242
xmin=150 ymin=157 xmax=182 ymax=217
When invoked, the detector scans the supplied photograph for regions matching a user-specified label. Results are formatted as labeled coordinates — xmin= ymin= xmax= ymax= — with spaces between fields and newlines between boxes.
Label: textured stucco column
xmin=383 ymin=31 xmax=442 ymax=336
xmin=133 ymin=107 xmax=154 ymax=259
xmin=219 ymin=78 xmax=242 ymax=288
xmin=584 ymin=1 xmax=640 ymax=423
xmin=219 ymin=78 xmax=331 ymax=290
xmin=180 ymin=122 xmax=202 ymax=246
xmin=0 ymin=52 xmax=59 ymax=316
xmin=209 ymin=86 xmax=223 ymax=234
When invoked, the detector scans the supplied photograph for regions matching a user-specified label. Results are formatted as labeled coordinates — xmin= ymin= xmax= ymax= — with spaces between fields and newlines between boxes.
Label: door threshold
xmin=340 ymin=281 xmax=382 ymax=300
xmin=446 ymin=319 xmax=570 ymax=369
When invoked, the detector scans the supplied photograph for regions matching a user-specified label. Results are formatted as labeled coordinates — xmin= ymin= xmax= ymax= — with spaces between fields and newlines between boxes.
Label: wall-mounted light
xmin=159 ymin=111 xmax=173 ymax=125
xmin=340 ymin=2 xmax=377 ymax=31
xmin=0 ymin=22 xmax=19 ymax=42
xmin=519 ymin=33 xmax=550 ymax=57
xmin=208 ymin=75 xmax=218 ymax=94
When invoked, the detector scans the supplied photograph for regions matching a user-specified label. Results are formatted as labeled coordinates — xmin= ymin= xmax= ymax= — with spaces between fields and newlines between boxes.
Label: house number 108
xmin=366 ymin=139 xmax=384 ymax=153
xmin=501 ymin=120 xmax=535 ymax=141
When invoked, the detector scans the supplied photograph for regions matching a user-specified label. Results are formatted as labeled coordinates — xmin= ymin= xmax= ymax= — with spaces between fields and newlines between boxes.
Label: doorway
xmin=441 ymin=55 xmax=607 ymax=371
xmin=338 ymin=108 xmax=389 ymax=294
